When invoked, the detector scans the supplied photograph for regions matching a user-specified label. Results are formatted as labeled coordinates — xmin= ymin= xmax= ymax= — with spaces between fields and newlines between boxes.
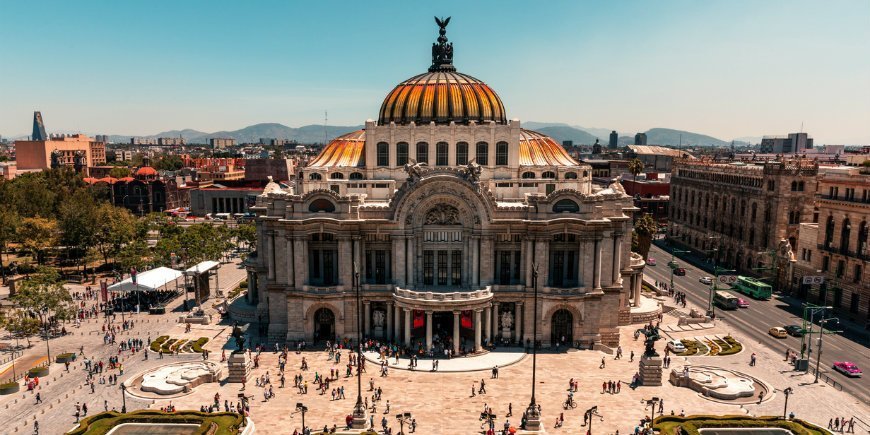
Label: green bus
xmin=732 ymin=276 xmax=772 ymax=300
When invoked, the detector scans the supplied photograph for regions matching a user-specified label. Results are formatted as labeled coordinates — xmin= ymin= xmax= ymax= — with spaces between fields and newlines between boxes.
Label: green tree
xmin=93 ymin=203 xmax=137 ymax=267
xmin=18 ymin=217 xmax=60 ymax=264
xmin=234 ymin=223 xmax=257 ymax=251
xmin=58 ymin=190 xmax=100 ymax=270
xmin=633 ymin=213 xmax=659 ymax=260
xmin=117 ymin=240 xmax=150 ymax=272
xmin=5 ymin=311 xmax=41 ymax=347
xmin=12 ymin=267 xmax=75 ymax=330
xmin=0 ymin=208 xmax=20 ymax=263
xmin=628 ymin=158 xmax=645 ymax=182
xmin=108 ymin=166 xmax=131 ymax=178
xmin=153 ymin=155 xmax=184 ymax=171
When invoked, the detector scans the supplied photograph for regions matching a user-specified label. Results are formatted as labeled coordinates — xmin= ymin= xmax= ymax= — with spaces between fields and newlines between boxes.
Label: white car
xmin=699 ymin=276 xmax=712 ymax=285
xmin=666 ymin=339 xmax=686 ymax=353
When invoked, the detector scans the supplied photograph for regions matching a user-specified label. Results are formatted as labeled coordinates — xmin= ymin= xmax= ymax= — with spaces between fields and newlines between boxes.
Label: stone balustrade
xmin=393 ymin=286 xmax=492 ymax=310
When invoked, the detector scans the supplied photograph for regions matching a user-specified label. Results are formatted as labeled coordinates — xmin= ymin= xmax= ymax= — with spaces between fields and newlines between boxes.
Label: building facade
xmin=792 ymin=167 xmax=869 ymax=316
xmin=669 ymin=158 xmax=818 ymax=279
xmin=14 ymin=134 xmax=106 ymax=174
xmin=759 ymin=133 xmax=813 ymax=154
xmin=246 ymin=21 xmax=644 ymax=351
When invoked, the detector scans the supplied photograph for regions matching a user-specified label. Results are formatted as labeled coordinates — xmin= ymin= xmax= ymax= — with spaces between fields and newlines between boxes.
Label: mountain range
xmin=522 ymin=122 xmax=735 ymax=147
xmin=108 ymin=123 xmax=364 ymax=145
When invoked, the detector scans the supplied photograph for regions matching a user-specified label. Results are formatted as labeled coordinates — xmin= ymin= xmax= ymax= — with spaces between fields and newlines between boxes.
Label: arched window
xmin=436 ymin=142 xmax=448 ymax=166
xmin=309 ymin=173 xmax=322 ymax=180
xmin=791 ymin=181 xmax=798 ymax=191
xmin=857 ymin=221 xmax=868 ymax=256
xmin=330 ymin=172 xmax=344 ymax=180
xmin=553 ymin=199 xmax=580 ymax=213
xmin=308 ymin=198 xmax=336 ymax=213
xmin=840 ymin=218 xmax=851 ymax=254
xmin=476 ymin=141 xmax=489 ymax=165
xmin=542 ymin=171 xmax=556 ymax=179
xmin=564 ymin=172 xmax=578 ymax=179
xmin=495 ymin=141 xmax=508 ymax=166
xmin=798 ymin=181 xmax=805 ymax=191
xmin=455 ymin=142 xmax=468 ymax=165
xmin=824 ymin=215 xmax=835 ymax=247
xmin=416 ymin=142 xmax=429 ymax=164
xmin=396 ymin=142 xmax=409 ymax=165
xmin=522 ymin=172 xmax=536 ymax=179
xmin=349 ymin=172 xmax=364 ymax=180
xmin=751 ymin=203 xmax=757 ymax=220
xmin=376 ymin=142 xmax=389 ymax=167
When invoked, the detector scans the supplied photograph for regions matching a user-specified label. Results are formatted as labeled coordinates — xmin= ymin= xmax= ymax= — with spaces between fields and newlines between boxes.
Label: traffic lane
xmin=646 ymin=245 xmax=870 ymax=402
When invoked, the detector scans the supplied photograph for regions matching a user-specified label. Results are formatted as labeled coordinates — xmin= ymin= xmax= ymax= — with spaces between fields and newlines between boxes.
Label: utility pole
xmin=814 ymin=317 xmax=837 ymax=383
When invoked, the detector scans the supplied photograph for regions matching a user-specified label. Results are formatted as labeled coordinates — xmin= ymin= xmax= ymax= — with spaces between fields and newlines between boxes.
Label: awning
xmin=185 ymin=260 xmax=220 ymax=276
xmin=107 ymin=267 xmax=183 ymax=293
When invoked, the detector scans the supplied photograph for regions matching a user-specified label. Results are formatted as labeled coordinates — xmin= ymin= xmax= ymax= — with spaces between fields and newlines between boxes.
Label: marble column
xmin=453 ymin=311 xmax=461 ymax=353
xmin=286 ymin=237 xmax=294 ymax=287
xmin=484 ymin=306 xmax=492 ymax=344
xmin=472 ymin=236 xmax=480 ymax=286
xmin=612 ymin=234 xmax=622 ymax=285
xmin=394 ymin=238 xmax=406 ymax=286
xmin=406 ymin=236 xmax=415 ymax=287
xmin=394 ymin=304 xmax=401 ymax=342
xmin=293 ymin=237 xmax=306 ymax=288
xmin=524 ymin=238 xmax=534 ymax=288
xmin=492 ymin=302 xmax=500 ymax=338
xmin=634 ymin=274 xmax=642 ymax=305
xmin=593 ymin=238 xmax=602 ymax=290
xmin=425 ymin=311 xmax=433 ymax=351
xmin=514 ymin=303 xmax=523 ymax=343
xmin=474 ymin=310 xmax=482 ymax=352
xmin=339 ymin=237 xmax=353 ymax=288
xmin=403 ymin=308 xmax=411 ymax=347
xmin=363 ymin=302 xmax=371 ymax=338
xmin=267 ymin=232 xmax=276 ymax=280
xmin=386 ymin=302 xmax=394 ymax=341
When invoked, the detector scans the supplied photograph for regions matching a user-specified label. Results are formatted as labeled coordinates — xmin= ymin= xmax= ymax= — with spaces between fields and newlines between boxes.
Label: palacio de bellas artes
xmin=245 ymin=19 xmax=646 ymax=353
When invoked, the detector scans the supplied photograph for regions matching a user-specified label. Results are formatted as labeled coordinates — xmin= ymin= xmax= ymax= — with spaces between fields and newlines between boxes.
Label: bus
xmin=713 ymin=291 xmax=740 ymax=310
xmin=732 ymin=276 xmax=773 ymax=300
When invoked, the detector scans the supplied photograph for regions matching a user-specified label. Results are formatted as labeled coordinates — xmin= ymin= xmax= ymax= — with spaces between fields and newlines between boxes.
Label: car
xmin=699 ymin=276 xmax=712 ymax=285
xmin=674 ymin=268 xmax=686 ymax=276
xmin=737 ymin=298 xmax=750 ymax=308
xmin=667 ymin=260 xmax=678 ymax=269
xmin=768 ymin=327 xmax=788 ymax=338
xmin=666 ymin=339 xmax=686 ymax=353
xmin=784 ymin=325 xmax=803 ymax=336
xmin=646 ymin=258 xmax=656 ymax=266
xmin=832 ymin=361 xmax=862 ymax=378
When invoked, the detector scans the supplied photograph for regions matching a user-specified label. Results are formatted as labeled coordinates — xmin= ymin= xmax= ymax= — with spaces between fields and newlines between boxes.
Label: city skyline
xmin=1 ymin=0 xmax=868 ymax=144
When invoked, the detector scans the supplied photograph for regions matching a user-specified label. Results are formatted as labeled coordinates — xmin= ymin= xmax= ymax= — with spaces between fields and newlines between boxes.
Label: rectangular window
xmin=552 ymin=251 xmax=564 ymax=287
xmin=376 ymin=142 xmax=389 ymax=167
xmin=436 ymin=142 xmax=448 ymax=166
xmin=854 ymin=264 xmax=862 ymax=283
xmin=513 ymin=250 xmax=521 ymax=281
xmin=365 ymin=251 xmax=373 ymax=280
xmin=546 ymin=184 xmax=556 ymax=195
xmin=437 ymin=250 xmax=448 ymax=285
xmin=499 ymin=251 xmax=511 ymax=285
xmin=822 ymin=256 xmax=829 ymax=272
xmin=396 ymin=143 xmax=409 ymax=166
xmin=451 ymin=250 xmax=462 ymax=285
xmin=375 ymin=250 xmax=386 ymax=284
xmin=456 ymin=142 xmax=468 ymax=165
xmin=423 ymin=250 xmax=434 ymax=285
xmin=566 ymin=250 xmax=576 ymax=281
xmin=416 ymin=142 xmax=429 ymax=164
xmin=476 ymin=142 xmax=488 ymax=165
xmin=323 ymin=251 xmax=334 ymax=285
xmin=496 ymin=142 xmax=508 ymax=165
xmin=311 ymin=249 xmax=321 ymax=279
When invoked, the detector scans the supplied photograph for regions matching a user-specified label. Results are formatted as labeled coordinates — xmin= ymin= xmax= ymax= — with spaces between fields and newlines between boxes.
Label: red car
xmin=833 ymin=361 xmax=862 ymax=378
xmin=674 ymin=268 xmax=686 ymax=276
xmin=737 ymin=298 xmax=750 ymax=308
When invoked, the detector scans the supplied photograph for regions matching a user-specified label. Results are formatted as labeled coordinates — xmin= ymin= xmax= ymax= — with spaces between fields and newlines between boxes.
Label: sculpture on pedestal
xmin=231 ymin=322 xmax=248 ymax=353
xmin=635 ymin=324 xmax=661 ymax=357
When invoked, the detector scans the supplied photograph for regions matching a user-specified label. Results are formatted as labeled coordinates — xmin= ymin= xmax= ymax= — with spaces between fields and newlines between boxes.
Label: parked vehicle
xmin=784 ymin=325 xmax=803 ymax=337
xmin=768 ymin=327 xmax=788 ymax=338
xmin=736 ymin=298 xmax=750 ymax=308
xmin=674 ymin=268 xmax=686 ymax=276
xmin=699 ymin=276 xmax=712 ymax=285
xmin=666 ymin=339 xmax=686 ymax=353
xmin=647 ymin=258 xmax=656 ymax=266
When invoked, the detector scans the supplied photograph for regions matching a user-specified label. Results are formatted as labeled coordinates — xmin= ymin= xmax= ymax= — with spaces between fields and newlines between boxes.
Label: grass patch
xmin=718 ymin=336 xmax=743 ymax=356
xmin=191 ymin=337 xmax=209 ymax=353
xmin=654 ymin=415 xmax=826 ymax=435
xmin=678 ymin=339 xmax=699 ymax=356
xmin=150 ymin=336 xmax=169 ymax=352
xmin=68 ymin=410 xmax=245 ymax=435
xmin=159 ymin=338 xmax=178 ymax=353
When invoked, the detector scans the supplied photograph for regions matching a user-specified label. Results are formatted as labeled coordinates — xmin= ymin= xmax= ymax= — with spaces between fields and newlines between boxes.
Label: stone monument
xmin=636 ymin=325 xmax=663 ymax=386
xmin=500 ymin=311 xmax=513 ymax=340
xmin=227 ymin=322 xmax=251 ymax=384
xmin=372 ymin=309 xmax=385 ymax=339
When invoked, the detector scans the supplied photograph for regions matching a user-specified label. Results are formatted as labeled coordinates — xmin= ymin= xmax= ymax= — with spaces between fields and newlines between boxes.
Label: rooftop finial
xmin=430 ymin=16 xmax=455 ymax=72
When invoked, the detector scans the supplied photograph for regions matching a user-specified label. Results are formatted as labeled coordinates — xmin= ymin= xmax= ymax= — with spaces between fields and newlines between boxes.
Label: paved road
xmin=645 ymin=242 xmax=870 ymax=405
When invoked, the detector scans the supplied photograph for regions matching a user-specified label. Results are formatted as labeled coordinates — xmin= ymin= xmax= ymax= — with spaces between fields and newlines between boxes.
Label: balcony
xmin=393 ymin=286 xmax=493 ymax=310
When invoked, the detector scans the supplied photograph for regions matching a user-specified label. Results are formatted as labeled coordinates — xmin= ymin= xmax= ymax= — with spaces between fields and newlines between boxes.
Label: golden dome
xmin=307 ymin=130 xmax=366 ymax=168
xmin=519 ymin=129 xmax=580 ymax=166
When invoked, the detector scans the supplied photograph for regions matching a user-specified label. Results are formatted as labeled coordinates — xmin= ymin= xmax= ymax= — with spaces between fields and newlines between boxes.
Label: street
xmin=645 ymin=242 xmax=870 ymax=405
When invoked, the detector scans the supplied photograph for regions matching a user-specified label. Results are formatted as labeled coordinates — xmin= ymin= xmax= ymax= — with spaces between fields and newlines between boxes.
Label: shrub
xmin=191 ymin=337 xmax=210 ymax=353
xmin=56 ymin=352 xmax=76 ymax=363
xmin=160 ymin=338 xmax=177 ymax=353
xmin=150 ymin=335 xmax=169 ymax=352
xmin=68 ymin=410 xmax=245 ymax=435
xmin=28 ymin=366 xmax=49 ymax=377
xmin=0 ymin=381 xmax=20 ymax=395
xmin=654 ymin=415 xmax=826 ymax=435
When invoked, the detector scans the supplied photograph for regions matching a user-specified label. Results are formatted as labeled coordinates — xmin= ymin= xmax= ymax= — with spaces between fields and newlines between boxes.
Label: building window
xmin=542 ymin=171 xmax=556 ymax=179
xmin=767 ymin=180 xmax=775 ymax=191
xmin=553 ymin=199 xmax=579 ymax=213
xmin=495 ymin=141 xmax=508 ymax=166
xmin=436 ymin=142 xmax=448 ymax=166
xmin=546 ymin=184 xmax=556 ymax=195
xmin=476 ymin=142 xmax=488 ymax=165
xmin=365 ymin=250 xmax=390 ymax=284
xmin=416 ymin=142 xmax=428 ymax=164
xmin=836 ymin=260 xmax=845 ymax=278
xmin=456 ymin=142 xmax=468 ymax=165
xmin=350 ymin=172 xmax=364 ymax=180
xmin=309 ymin=173 xmax=322 ymax=180
xmin=451 ymin=250 xmax=462 ymax=285
xmin=396 ymin=142 xmax=409 ymax=165
xmin=822 ymin=256 xmax=829 ymax=272
xmin=522 ymin=172 xmax=535 ymax=179
xmin=564 ymin=172 xmax=577 ymax=179
xmin=437 ymin=250 xmax=448 ymax=285
xmin=330 ymin=172 xmax=344 ymax=179
xmin=376 ymin=142 xmax=389 ymax=167
xmin=854 ymin=264 xmax=862 ymax=284
xmin=423 ymin=251 xmax=434 ymax=285
xmin=824 ymin=216 xmax=835 ymax=247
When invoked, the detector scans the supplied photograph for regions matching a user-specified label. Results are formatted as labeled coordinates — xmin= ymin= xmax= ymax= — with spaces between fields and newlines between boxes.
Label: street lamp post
xmin=709 ymin=266 xmax=736 ymax=318
xmin=584 ymin=406 xmax=603 ymax=435
xmin=352 ymin=262 xmax=367 ymax=428
xmin=396 ymin=412 xmax=413 ymax=435
xmin=120 ymin=383 xmax=127 ymax=413
xmin=668 ymin=245 xmax=690 ymax=294
xmin=525 ymin=263 xmax=541 ymax=431
xmin=814 ymin=317 xmax=837 ymax=383
xmin=782 ymin=387 xmax=793 ymax=419
xmin=296 ymin=403 xmax=308 ymax=433
xmin=643 ymin=398 xmax=660 ymax=430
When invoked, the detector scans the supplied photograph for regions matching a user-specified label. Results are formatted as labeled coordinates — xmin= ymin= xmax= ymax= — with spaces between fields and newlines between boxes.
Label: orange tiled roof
xmin=519 ymin=129 xmax=580 ymax=166
xmin=307 ymin=130 xmax=366 ymax=168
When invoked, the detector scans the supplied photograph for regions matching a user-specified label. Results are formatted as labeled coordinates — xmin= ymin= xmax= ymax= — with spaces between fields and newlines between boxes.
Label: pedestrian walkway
xmin=363 ymin=348 xmax=526 ymax=372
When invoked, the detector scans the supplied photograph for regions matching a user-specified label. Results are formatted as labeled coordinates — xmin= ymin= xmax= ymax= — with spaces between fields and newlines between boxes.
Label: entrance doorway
xmin=551 ymin=309 xmax=573 ymax=346
xmin=313 ymin=308 xmax=335 ymax=343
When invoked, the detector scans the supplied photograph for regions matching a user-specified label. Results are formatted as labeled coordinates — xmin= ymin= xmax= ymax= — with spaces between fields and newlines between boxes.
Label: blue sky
xmin=1 ymin=0 xmax=868 ymax=143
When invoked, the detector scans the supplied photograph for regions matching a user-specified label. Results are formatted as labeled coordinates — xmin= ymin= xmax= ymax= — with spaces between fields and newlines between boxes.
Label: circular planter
xmin=56 ymin=353 xmax=76 ymax=364
xmin=28 ymin=366 xmax=49 ymax=377
xmin=0 ymin=382 xmax=20 ymax=395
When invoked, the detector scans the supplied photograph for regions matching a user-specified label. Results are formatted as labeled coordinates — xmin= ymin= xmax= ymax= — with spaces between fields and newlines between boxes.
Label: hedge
xmin=718 ymin=336 xmax=743 ymax=356
xmin=0 ymin=381 xmax=20 ymax=395
xmin=56 ymin=352 xmax=76 ymax=363
xmin=68 ymin=410 xmax=245 ymax=435
xmin=654 ymin=415 xmax=826 ymax=435
xmin=191 ymin=337 xmax=209 ymax=353
xmin=28 ymin=366 xmax=49 ymax=377
xmin=150 ymin=336 xmax=170 ymax=352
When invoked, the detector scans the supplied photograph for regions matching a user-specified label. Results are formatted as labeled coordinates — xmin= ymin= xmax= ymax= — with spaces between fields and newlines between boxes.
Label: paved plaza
xmin=1 ymin=261 xmax=868 ymax=434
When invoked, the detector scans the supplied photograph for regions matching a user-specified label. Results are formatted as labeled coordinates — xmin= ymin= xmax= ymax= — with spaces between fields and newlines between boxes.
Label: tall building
xmin=792 ymin=167 xmax=868 ymax=316
xmin=669 ymin=158 xmax=818 ymax=280
xmin=634 ymin=132 xmax=647 ymax=145
xmin=158 ymin=137 xmax=186 ymax=146
xmin=247 ymin=20 xmax=645 ymax=349
xmin=15 ymin=134 xmax=106 ymax=174
xmin=609 ymin=130 xmax=618 ymax=149
xmin=759 ymin=133 xmax=813 ymax=154
xmin=31 ymin=111 xmax=47 ymax=141
xmin=210 ymin=138 xmax=236 ymax=149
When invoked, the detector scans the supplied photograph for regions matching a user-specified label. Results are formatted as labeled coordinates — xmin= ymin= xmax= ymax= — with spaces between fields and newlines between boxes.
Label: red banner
xmin=100 ymin=281 xmax=108 ymax=302
xmin=461 ymin=310 xmax=472 ymax=329
xmin=412 ymin=310 xmax=424 ymax=329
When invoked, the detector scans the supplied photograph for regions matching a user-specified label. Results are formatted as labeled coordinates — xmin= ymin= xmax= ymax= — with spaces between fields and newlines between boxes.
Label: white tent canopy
xmin=185 ymin=260 xmax=220 ymax=275
xmin=107 ymin=267 xmax=183 ymax=293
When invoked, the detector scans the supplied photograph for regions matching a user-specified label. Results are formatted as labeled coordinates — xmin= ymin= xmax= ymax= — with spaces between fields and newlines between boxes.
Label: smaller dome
xmin=136 ymin=166 xmax=157 ymax=177
xmin=519 ymin=130 xmax=581 ymax=166
xmin=308 ymin=130 xmax=366 ymax=168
